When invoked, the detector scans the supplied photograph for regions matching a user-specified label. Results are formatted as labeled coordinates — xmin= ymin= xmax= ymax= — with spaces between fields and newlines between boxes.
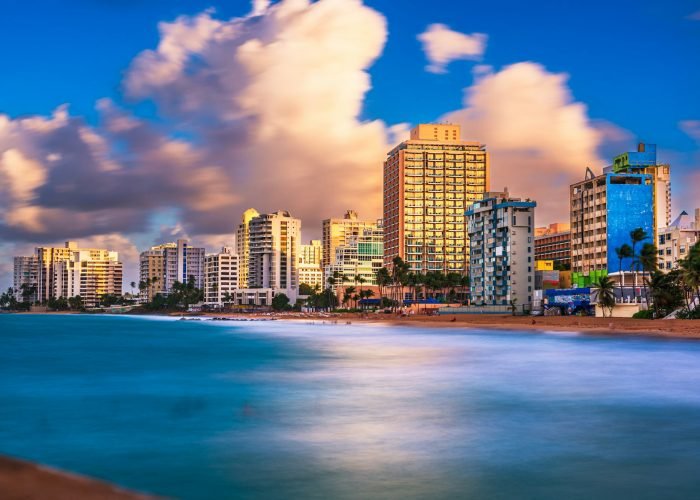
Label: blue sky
xmin=2 ymin=0 xmax=698 ymax=152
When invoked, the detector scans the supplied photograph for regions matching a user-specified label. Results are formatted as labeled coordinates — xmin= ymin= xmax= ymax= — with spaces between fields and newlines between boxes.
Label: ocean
xmin=1 ymin=314 xmax=700 ymax=499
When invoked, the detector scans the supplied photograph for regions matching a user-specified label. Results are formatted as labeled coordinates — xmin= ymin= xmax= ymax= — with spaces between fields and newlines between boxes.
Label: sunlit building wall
xmin=383 ymin=124 xmax=489 ymax=274
xmin=204 ymin=247 xmax=239 ymax=305
xmin=322 ymin=211 xmax=379 ymax=270
xmin=236 ymin=208 xmax=260 ymax=289
xmin=53 ymin=249 xmax=123 ymax=307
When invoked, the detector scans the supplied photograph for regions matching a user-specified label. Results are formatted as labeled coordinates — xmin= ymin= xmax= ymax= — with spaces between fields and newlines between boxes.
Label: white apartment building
xmin=204 ymin=247 xmax=239 ymax=306
xmin=236 ymin=208 xmax=260 ymax=288
xmin=658 ymin=209 xmax=700 ymax=271
xmin=13 ymin=256 xmax=39 ymax=302
xmin=53 ymin=249 xmax=123 ymax=307
xmin=298 ymin=239 xmax=323 ymax=290
xmin=467 ymin=190 xmax=536 ymax=309
xmin=248 ymin=211 xmax=301 ymax=301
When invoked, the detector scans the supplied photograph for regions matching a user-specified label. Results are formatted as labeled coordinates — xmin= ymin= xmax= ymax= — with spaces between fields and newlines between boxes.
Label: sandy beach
xmin=198 ymin=311 xmax=700 ymax=339
xmin=0 ymin=456 xmax=154 ymax=500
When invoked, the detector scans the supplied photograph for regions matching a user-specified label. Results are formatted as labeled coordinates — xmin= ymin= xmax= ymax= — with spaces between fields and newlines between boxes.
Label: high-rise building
xmin=248 ymin=211 xmax=301 ymax=300
xmin=383 ymin=123 xmax=489 ymax=273
xmin=34 ymin=241 xmax=122 ymax=305
xmin=298 ymin=240 xmax=323 ymax=290
xmin=534 ymin=222 xmax=571 ymax=269
xmin=466 ymin=190 xmax=536 ymax=308
xmin=570 ymin=168 xmax=654 ymax=287
xmin=612 ymin=142 xmax=671 ymax=238
xmin=12 ymin=256 xmax=39 ymax=303
xmin=322 ymin=211 xmax=379 ymax=270
xmin=204 ymin=247 xmax=239 ymax=305
xmin=325 ymin=225 xmax=384 ymax=291
xmin=138 ymin=239 xmax=205 ymax=301
xmin=657 ymin=209 xmax=700 ymax=271
xmin=236 ymin=208 xmax=260 ymax=289
xmin=36 ymin=241 xmax=80 ymax=303
xmin=54 ymin=249 xmax=123 ymax=307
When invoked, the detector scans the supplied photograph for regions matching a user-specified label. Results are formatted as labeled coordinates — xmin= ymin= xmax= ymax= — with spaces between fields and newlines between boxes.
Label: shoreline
xmin=195 ymin=311 xmax=700 ymax=340
xmin=0 ymin=455 xmax=154 ymax=500
xmin=6 ymin=309 xmax=700 ymax=340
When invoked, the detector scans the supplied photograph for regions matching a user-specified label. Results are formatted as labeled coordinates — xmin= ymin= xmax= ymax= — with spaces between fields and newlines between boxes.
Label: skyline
xmin=1 ymin=0 xmax=699 ymax=287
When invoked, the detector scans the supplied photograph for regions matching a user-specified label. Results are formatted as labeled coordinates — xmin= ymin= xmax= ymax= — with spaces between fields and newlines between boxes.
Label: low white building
xmin=658 ymin=209 xmax=700 ymax=271
xmin=233 ymin=288 xmax=274 ymax=307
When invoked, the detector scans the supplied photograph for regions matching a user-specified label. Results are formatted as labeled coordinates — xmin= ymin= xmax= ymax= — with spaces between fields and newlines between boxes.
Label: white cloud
xmin=418 ymin=23 xmax=487 ymax=74
xmin=442 ymin=62 xmax=603 ymax=224
xmin=680 ymin=120 xmax=700 ymax=142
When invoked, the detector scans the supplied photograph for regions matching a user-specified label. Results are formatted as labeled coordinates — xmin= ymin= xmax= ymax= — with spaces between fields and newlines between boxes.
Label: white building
xmin=467 ymin=190 xmax=536 ymax=309
xmin=204 ymin=247 xmax=239 ymax=306
xmin=236 ymin=208 xmax=260 ymax=288
xmin=13 ymin=256 xmax=39 ymax=303
xmin=298 ymin=239 xmax=323 ymax=290
xmin=53 ymin=249 xmax=123 ymax=307
xmin=248 ymin=211 xmax=301 ymax=301
xmin=658 ymin=209 xmax=700 ymax=271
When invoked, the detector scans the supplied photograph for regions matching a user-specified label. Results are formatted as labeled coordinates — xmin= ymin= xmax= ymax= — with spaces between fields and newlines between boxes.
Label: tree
xmin=376 ymin=267 xmax=392 ymax=306
xmin=299 ymin=283 xmax=314 ymax=296
xmin=614 ymin=244 xmax=633 ymax=293
xmin=222 ymin=291 xmax=234 ymax=308
xmin=343 ymin=286 xmax=356 ymax=308
xmin=271 ymin=293 xmax=290 ymax=311
xmin=356 ymin=275 xmax=366 ymax=309
xmin=637 ymin=242 xmax=658 ymax=309
xmin=629 ymin=228 xmax=649 ymax=300
xmin=648 ymin=270 xmax=685 ymax=318
xmin=595 ymin=276 xmax=616 ymax=318
xmin=68 ymin=295 xmax=85 ymax=311
xmin=509 ymin=298 xmax=518 ymax=316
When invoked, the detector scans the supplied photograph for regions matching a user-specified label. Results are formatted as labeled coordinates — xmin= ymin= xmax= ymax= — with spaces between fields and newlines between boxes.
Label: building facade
xmin=570 ymin=169 xmax=654 ymax=287
xmin=322 ymin=211 xmax=379 ymax=270
xmin=204 ymin=247 xmax=239 ymax=305
xmin=139 ymin=239 xmax=205 ymax=302
xmin=383 ymin=123 xmax=489 ymax=274
xmin=534 ymin=222 xmax=571 ymax=269
xmin=657 ymin=209 xmax=700 ymax=271
xmin=324 ymin=226 xmax=384 ymax=291
xmin=298 ymin=239 xmax=324 ymax=290
xmin=236 ymin=208 xmax=260 ymax=288
xmin=54 ymin=249 xmax=123 ymax=307
xmin=466 ymin=191 xmax=536 ymax=308
xmin=248 ymin=211 xmax=301 ymax=301
xmin=12 ymin=256 xmax=39 ymax=303
xmin=612 ymin=142 xmax=671 ymax=238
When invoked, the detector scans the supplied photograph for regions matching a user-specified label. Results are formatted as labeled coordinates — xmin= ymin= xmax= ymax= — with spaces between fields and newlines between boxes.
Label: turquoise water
xmin=1 ymin=315 xmax=700 ymax=499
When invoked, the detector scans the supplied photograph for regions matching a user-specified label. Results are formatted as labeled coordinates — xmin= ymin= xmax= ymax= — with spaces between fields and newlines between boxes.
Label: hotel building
xmin=383 ymin=123 xmax=489 ymax=273
xmin=53 ymin=249 xmax=123 ymax=307
xmin=236 ymin=208 xmax=260 ymax=288
xmin=322 ymin=211 xmax=379 ymax=270
xmin=534 ymin=222 xmax=571 ymax=269
xmin=657 ymin=209 xmax=700 ymax=271
xmin=466 ymin=190 xmax=536 ymax=308
xmin=612 ymin=142 xmax=671 ymax=238
xmin=570 ymin=168 xmax=654 ymax=287
xmin=325 ymin=225 xmax=384 ymax=291
xmin=204 ymin=247 xmax=239 ymax=305
xmin=138 ymin=239 xmax=205 ymax=302
xmin=12 ymin=256 xmax=39 ymax=303
xmin=248 ymin=210 xmax=301 ymax=300
xmin=298 ymin=240 xmax=324 ymax=290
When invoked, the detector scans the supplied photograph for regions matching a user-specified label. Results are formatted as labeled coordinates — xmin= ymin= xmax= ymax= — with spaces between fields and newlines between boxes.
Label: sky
xmin=0 ymin=0 xmax=699 ymax=288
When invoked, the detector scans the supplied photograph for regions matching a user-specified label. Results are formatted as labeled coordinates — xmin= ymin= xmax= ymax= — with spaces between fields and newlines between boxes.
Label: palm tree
xmin=638 ymin=242 xmax=658 ymax=310
xmin=629 ymin=228 xmax=649 ymax=301
xmin=595 ymin=275 xmax=616 ymax=318
xmin=614 ymin=244 xmax=633 ymax=295
xmin=356 ymin=275 xmax=366 ymax=309
xmin=376 ymin=267 xmax=391 ymax=306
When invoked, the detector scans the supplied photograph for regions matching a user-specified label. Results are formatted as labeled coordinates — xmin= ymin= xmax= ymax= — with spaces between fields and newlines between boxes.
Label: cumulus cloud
xmin=442 ymin=62 xmax=603 ymax=223
xmin=123 ymin=0 xmax=390 ymax=233
xmin=418 ymin=23 xmax=487 ymax=73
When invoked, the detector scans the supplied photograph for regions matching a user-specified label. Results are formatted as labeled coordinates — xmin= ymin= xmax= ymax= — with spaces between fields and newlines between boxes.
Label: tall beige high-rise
xmin=383 ymin=124 xmax=489 ymax=273
xmin=236 ymin=208 xmax=260 ymax=288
